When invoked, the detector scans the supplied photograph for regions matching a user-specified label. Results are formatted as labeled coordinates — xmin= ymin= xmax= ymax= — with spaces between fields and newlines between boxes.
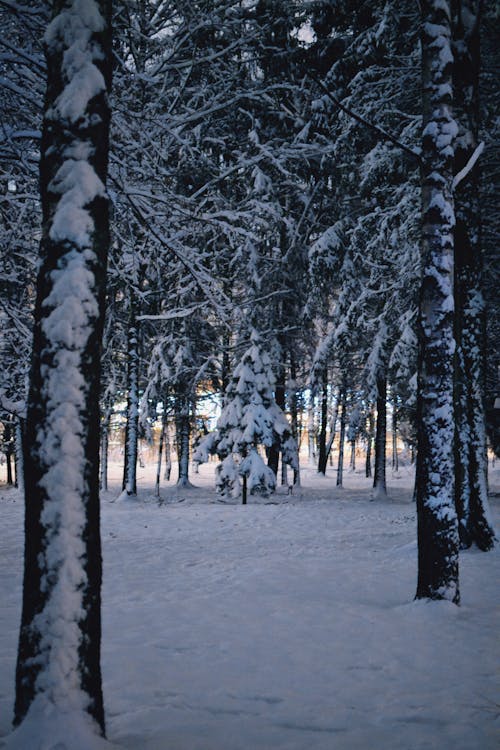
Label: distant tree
xmin=13 ymin=0 xmax=112 ymax=742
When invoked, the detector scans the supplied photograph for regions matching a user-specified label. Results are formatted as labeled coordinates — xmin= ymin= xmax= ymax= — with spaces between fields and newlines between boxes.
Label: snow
xmin=45 ymin=0 xmax=106 ymax=124
xmin=49 ymin=161 xmax=105 ymax=247
xmin=1 ymin=459 xmax=499 ymax=750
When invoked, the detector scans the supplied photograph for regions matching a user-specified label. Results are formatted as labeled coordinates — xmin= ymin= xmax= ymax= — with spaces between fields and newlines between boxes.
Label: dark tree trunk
xmin=289 ymin=352 xmax=301 ymax=486
xmin=373 ymin=375 xmax=387 ymax=497
xmin=268 ymin=366 xmax=286 ymax=477
xmin=366 ymin=409 xmax=374 ymax=478
xmin=15 ymin=0 xmax=111 ymax=733
xmin=336 ymin=390 xmax=347 ymax=487
xmin=164 ymin=421 xmax=172 ymax=481
xmin=122 ymin=298 xmax=139 ymax=495
xmin=6 ymin=449 xmax=13 ymax=486
xmin=99 ymin=402 xmax=111 ymax=492
xmin=155 ymin=412 xmax=167 ymax=497
xmin=349 ymin=439 xmax=356 ymax=471
xmin=392 ymin=400 xmax=399 ymax=472
xmin=452 ymin=0 xmax=495 ymax=550
xmin=14 ymin=418 xmax=24 ymax=492
xmin=242 ymin=473 xmax=247 ymax=505
xmin=307 ymin=391 xmax=315 ymax=461
xmin=415 ymin=0 xmax=460 ymax=604
xmin=176 ymin=392 xmax=191 ymax=487
xmin=317 ymin=369 xmax=329 ymax=474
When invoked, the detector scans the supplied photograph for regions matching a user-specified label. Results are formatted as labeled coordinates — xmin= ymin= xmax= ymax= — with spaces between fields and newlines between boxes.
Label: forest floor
xmin=0 ymin=458 xmax=499 ymax=750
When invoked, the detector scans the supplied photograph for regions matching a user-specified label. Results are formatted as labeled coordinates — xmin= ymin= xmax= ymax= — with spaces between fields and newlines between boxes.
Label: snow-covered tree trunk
xmin=336 ymin=390 xmax=346 ymax=487
xmin=366 ymin=409 xmax=374 ymax=478
xmin=307 ymin=392 xmax=316 ymax=462
xmin=99 ymin=402 xmax=111 ymax=492
xmin=373 ymin=375 xmax=387 ymax=497
xmin=14 ymin=0 xmax=111 ymax=739
xmin=175 ymin=392 xmax=191 ymax=487
xmin=452 ymin=0 xmax=495 ymax=550
xmin=317 ymin=369 xmax=329 ymax=474
xmin=122 ymin=298 xmax=139 ymax=496
xmin=415 ymin=0 xmax=460 ymax=604
xmin=15 ymin=419 xmax=24 ymax=493
xmin=392 ymin=401 xmax=399 ymax=472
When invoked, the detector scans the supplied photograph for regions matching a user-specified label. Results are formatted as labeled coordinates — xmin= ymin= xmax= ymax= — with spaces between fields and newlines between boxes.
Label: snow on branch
xmin=309 ymin=73 xmax=422 ymax=163
xmin=452 ymin=141 xmax=484 ymax=191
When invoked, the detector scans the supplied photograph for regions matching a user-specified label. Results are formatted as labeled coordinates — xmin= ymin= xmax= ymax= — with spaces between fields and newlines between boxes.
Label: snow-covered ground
xmin=1 ymin=458 xmax=499 ymax=749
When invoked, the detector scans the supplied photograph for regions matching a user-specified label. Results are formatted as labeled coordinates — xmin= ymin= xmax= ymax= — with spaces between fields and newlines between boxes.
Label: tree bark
xmin=289 ymin=351 xmax=301 ymax=486
xmin=392 ymin=399 xmax=399 ymax=472
xmin=122 ymin=297 xmax=139 ymax=495
xmin=155 ymin=412 xmax=167 ymax=497
xmin=336 ymin=390 xmax=347 ymax=487
xmin=268 ymin=365 xmax=286 ymax=477
xmin=452 ymin=0 xmax=495 ymax=550
xmin=99 ymin=402 xmax=111 ymax=492
xmin=15 ymin=0 xmax=111 ymax=733
xmin=317 ymin=369 xmax=329 ymax=474
xmin=415 ymin=0 xmax=460 ymax=604
xmin=365 ymin=409 xmax=374 ymax=478
xmin=15 ymin=418 xmax=24 ymax=492
xmin=373 ymin=375 xmax=387 ymax=497
xmin=176 ymin=392 xmax=191 ymax=487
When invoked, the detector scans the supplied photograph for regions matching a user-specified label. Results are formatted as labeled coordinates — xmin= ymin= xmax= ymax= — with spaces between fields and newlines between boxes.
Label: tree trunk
xmin=289 ymin=352 xmax=301 ymax=486
xmin=15 ymin=0 xmax=111 ymax=734
xmin=366 ymin=409 xmax=374 ymax=478
xmin=176 ymin=392 xmax=191 ymax=487
xmin=6 ymin=446 xmax=13 ymax=485
xmin=317 ymin=369 xmax=329 ymax=474
xmin=392 ymin=400 xmax=399 ymax=472
xmin=350 ymin=439 xmax=356 ymax=471
xmin=242 ymin=473 xmax=247 ymax=505
xmin=268 ymin=366 xmax=285 ymax=477
xmin=336 ymin=390 xmax=347 ymax=487
xmin=99 ymin=403 xmax=111 ymax=492
xmin=452 ymin=0 xmax=495 ymax=550
xmin=373 ymin=375 xmax=387 ymax=497
xmin=415 ymin=0 xmax=460 ymax=604
xmin=164 ymin=422 xmax=172 ymax=481
xmin=15 ymin=418 xmax=24 ymax=492
xmin=307 ymin=391 xmax=316 ymax=462
xmin=122 ymin=298 xmax=139 ymax=496
xmin=155 ymin=412 xmax=167 ymax=497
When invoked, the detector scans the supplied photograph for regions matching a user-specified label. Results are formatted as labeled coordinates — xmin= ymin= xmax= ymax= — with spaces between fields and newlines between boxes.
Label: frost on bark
xmin=452 ymin=0 xmax=495 ymax=550
xmin=14 ymin=0 xmax=111 ymax=738
xmin=415 ymin=0 xmax=460 ymax=604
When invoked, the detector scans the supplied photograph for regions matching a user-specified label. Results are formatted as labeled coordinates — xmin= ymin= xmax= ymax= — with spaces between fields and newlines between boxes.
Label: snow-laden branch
xmin=452 ymin=141 xmax=484 ymax=191
xmin=308 ymin=73 xmax=422 ymax=163
xmin=137 ymin=304 xmax=202 ymax=322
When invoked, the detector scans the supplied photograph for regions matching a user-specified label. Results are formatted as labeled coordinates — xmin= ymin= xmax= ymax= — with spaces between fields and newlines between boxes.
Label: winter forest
xmin=0 ymin=0 xmax=499 ymax=748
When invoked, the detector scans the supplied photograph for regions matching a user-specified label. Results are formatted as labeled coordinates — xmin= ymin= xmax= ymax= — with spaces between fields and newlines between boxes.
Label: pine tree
xmin=451 ymin=0 xmax=495 ymax=550
xmin=194 ymin=331 xmax=298 ymax=503
xmin=415 ymin=0 xmax=460 ymax=604
xmin=13 ymin=0 xmax=112 ymax=741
